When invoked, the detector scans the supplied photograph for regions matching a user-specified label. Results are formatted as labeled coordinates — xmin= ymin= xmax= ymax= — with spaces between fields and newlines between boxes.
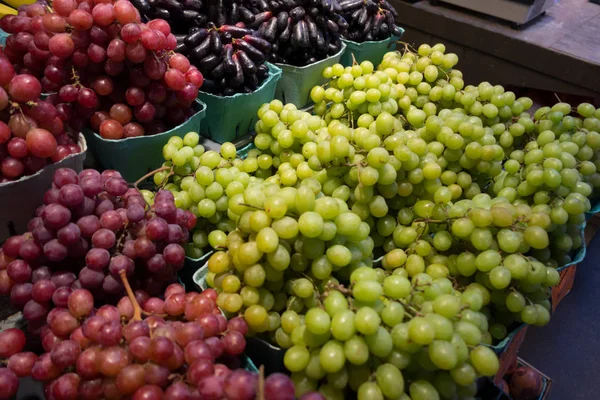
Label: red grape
xmin=54 ymin=0 xmax=78 ymax=17
xmin=25 ymin=128 xmax=57 ymax=158
xmin=0 ymin=368 xmax=19 ymax=399
xmin=8 ymin=352 xmax=37 ymax=377
xmin=92 ymin=3 xmax=116 ymax=26
xmin=0 ymin=328 xmax=26 ymax=358
xmin=68 ymin=288 xmax=94 ymax=317
xmin=99 ymin=119 xmax=124 ymax=140
xmin=7 ymin=137 xmax=28 ymax=158
xmin=8 ymin=74 xmax=42 ymax=103
xmin=165 ymin=68 xmax=186 ymax=91
xmin=114 ymin=0 xmax=138 ymax=25
xmin=68 ymin=9 xmax=94 ymax=30
xmin=48 ymin=33 xmax=75 ymax=58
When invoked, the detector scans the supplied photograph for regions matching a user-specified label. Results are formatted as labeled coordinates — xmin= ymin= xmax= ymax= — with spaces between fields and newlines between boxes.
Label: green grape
xmin=319 ymin=341 xmax=346 ymax=373
xmin=410 ymin=380 xmax=440 ymax=400
xmin=381 ymin=301 xmax=405 ymax=327
xmin=450 ymin=363 xmax=477 ymax=386
xmin=433 ymin=294 xmax=461 ymax=319
xmin=293 ymin=278 xmax=314 ymax=299
xmin=326 ymin=245 xmax=352 ymax=267
xmin=357 ymin=382 xmax=384 ymax=400
xmin=375 ymin=363 xmax=405 ymax=398
xmin=429 ymin=340 xmax=458 ymax=370
xmin=383 ymin=275 xmax=411 ymax=299
xmin=408 ymin=317 xmax=435 ymax=346
xmin=303 ymin=306 xmax=331 ymax=337
xmin=353 ymin=281 xmax=383 ymax=303
xmin=469 ymin=346 xmax=499 ymax=376
xmin=425 ymin=313 xmax=454 ymax=341
xmin=284 ymin=345 xmax=310 ymax=372
xmin=365 ymin=326 xmax=394 ymax=359
xmin=454 ymin=322 xmax=481 ymax=346
xmin=305 ymin=350 xmax=326 ymax=380
xmin=355 ymin=307 xmax=381 ymax=335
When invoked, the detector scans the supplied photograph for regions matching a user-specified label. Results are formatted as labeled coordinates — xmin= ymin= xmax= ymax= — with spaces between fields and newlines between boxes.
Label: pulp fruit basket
xmin=340 ymin=31 xmax=404 ymax=66
xmin=178 ymin=250 xmax=213 ymax=292
xmin=273 ymin=43 xmax=346 ymax=109
xmin=82 ymin=100 xmax=206 ymax=182
xmin=0 ymin=133 xmax=87 ymax=242
xmin=197 ymin=63 xmax=282 ymax=144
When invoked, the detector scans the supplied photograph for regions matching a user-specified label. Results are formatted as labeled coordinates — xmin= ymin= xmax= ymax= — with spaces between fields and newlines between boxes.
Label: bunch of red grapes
xmin=0 ymin=283 xmax=314 ymax=400
xmin=0 ymin=167 xmax=197 ymax=331
xmin=0 ymin=0 xmax=203 ymax=140
xmin=0 ymin=51 xmax=81 ymax=182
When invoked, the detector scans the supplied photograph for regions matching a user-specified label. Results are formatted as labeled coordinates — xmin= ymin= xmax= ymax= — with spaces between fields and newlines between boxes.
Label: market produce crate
xmin=244 ymin=337 xmax=286 ymax=376
xmin=551 ymin=266 xmax=577 ymax=313
xmin=0 ymin=28 xmax=8 ymax=46
xmin=0 ymin=133 xmax=87 ymax=242
xmin=274 ymin=43 xmax=346 ymax=109
xmin=197 ymin=63 xmax=282 ymax=144
xmin=493 ymin=326 xmax=529 ymax=385
xmin=179 ymin=251 xmax=213 ymax=291
xmin=82 ymin=100 xmax=206 ymax=182
xmin=340 ymin=31 xmax=404 ymax=66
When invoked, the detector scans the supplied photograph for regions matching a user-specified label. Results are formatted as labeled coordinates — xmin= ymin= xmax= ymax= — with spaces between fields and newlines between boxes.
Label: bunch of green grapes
xmin=282 ymin=264 xmax=501 ymax=400
xmin=309 ymin=60 xmax=405 ymax=127
xmin=204 ymin=179 xmax=374 ymax=332
xmin=383 ymin=195 xmax=563 ymax=334
xmin=154 ymin=132 xmax=269 ymax=258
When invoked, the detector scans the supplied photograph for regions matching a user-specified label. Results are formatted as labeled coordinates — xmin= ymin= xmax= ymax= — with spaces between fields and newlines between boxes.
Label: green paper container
xmin=0 ymin=29 xmax=8 ymax=47
xmin=0 ymin=133 xmax=87 ymax=242
xmin=178 ymin=250 xmax=214 ymax=291
xmin=489 ymin=323 xmax=527 ymax=354
xmin=192 ymin=262 xmax=210 ymax=292
xmin=241 ymin=354 xmax=259 ymax=373
xmin=274 ymin=43 xmax=347 ymax=108
xmin=340 ymin=31 xmax=404 ymax=66
xmin=82 ymin=100 xmax=206 ymax=182
xmin=587 ymin=200 xmax=600 ymax=216
xmin=197 ymin=63 xmax=282 ymax=144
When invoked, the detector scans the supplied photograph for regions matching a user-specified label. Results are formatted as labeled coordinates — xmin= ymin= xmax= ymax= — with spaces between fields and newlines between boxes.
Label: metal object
xmin=430 ymin=0 xmax=560 ymax=27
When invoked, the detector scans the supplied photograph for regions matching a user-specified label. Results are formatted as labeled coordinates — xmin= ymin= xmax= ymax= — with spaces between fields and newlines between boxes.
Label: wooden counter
xmin=390 ymin=0 xmax=600 ymax=98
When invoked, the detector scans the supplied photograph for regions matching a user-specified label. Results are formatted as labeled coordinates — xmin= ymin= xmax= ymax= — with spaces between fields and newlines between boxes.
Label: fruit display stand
xmin=82 ymin=100 xmax=206 ymax=182
xmin=274 ymin=43 xmax=347 ymax=108
xmin=197 ymin=64 xmax=282 ymax=144
xmin=0 ymin=133 xmax=87 ymax=242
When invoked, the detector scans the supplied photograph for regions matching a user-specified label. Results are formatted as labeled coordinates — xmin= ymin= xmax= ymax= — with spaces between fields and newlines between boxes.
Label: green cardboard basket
xmin=274 ymin=43 xmax=347 ymax=109
xmin=197 ymin=63 xmax=282 ymax=144
xmin=340 ymin=31 xmax=404 ymax=66
xmin=178 ymin=250 xmax=214 ymax=291
xmin=192 ymin=262 xmax=210 ymax=292
xmin=83 ymin=100 xmax=206 ymax=182
xmin=0 ymin=29 xmax=8 ymax=47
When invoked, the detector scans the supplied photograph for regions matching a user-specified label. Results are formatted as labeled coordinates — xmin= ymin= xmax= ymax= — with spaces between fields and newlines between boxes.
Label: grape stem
xmin=141 ymin=310 xmax=169 ymax=318
xmin=119 ymin=270 xmax=142 ymax=321
xmin=133 ymin=166 xmax=172 ymax=189
xmin=256 ymin=365 xmax=265 ymax=400
xmin=397 ymin=299 xmax=423 ymax=317
xmin=239 ymin=203 xmax=265 ymax=211
xmin=351 ymin=53 xmax=358 ymax=66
